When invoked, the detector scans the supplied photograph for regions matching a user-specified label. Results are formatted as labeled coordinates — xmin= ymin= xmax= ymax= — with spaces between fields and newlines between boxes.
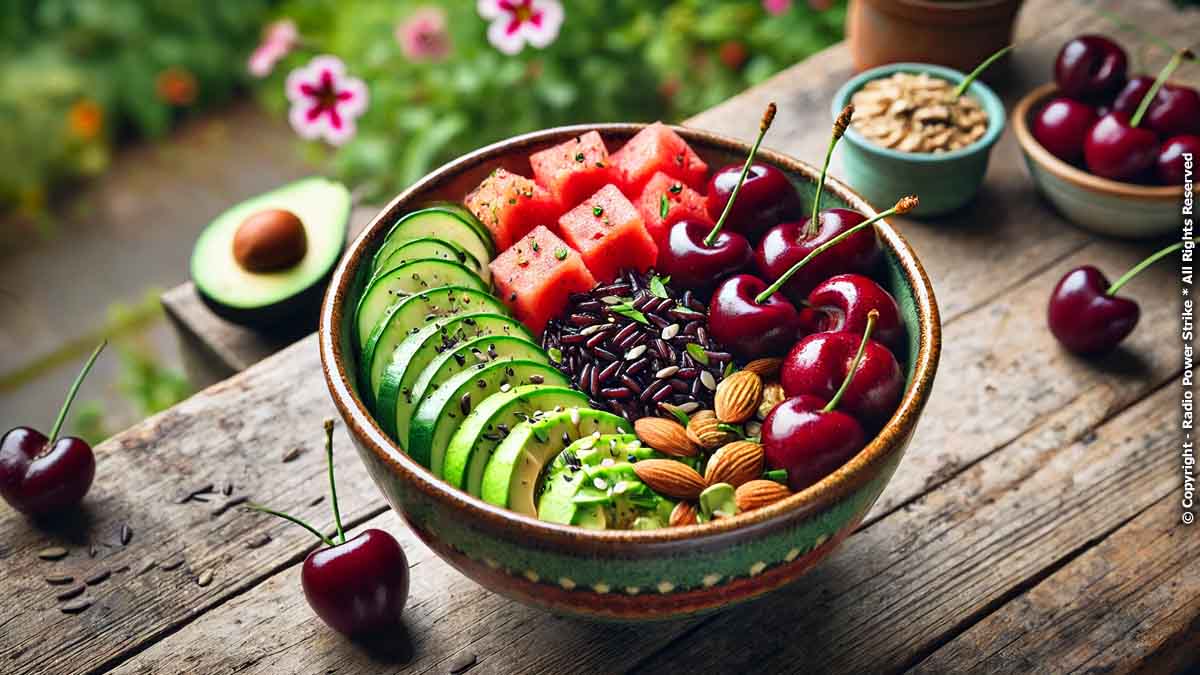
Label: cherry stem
xmin=754 ymin=195 xmax=918 ymax=304
xmin=324 ymin=419 xmax=346 ymax=545
xmin=952 ymin=44 xmax=1014 ymax=99
xmin=1130 ymin=48 xmax=1195 ymax=128
xmin=806 ymin=105 xmax=855 ymax=238
xmin=824 ymin=310 xmax=878 ymax=413
xmin=1106 ymin=241 xmax=1184 ymax=295
xmin=47 ymin=340 xmax=107 ymax=448
xmin=245 ymin=503 xmax=337 ymax=548
xmin=704 ymin=102 xmax=777 ymax=247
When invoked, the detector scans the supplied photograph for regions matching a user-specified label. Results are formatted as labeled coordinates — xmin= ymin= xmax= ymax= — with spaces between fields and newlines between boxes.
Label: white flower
xmin=477 ymin=0 xmax=564 ymax=55
xmin=284 ymin=55 xmax=368 ymax=146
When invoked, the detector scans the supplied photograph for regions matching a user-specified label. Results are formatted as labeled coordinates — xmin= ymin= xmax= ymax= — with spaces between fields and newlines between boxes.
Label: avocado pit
xmin=233 ymin=208 xmax=308 ymax=273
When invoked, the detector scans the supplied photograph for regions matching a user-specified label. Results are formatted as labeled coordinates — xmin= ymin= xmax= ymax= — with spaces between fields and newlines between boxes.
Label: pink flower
xmin=249 ymin=19 xmax=300 ymax=78
xmin=285 ymin=56 xmax=368 ymax=146
xmin=763 ymin=0 xmax=793 ymax=15
xmin=396 ymin=7 xmax=452 ymax=62
xmin=477 ymin=0 xmax=564 ymax=55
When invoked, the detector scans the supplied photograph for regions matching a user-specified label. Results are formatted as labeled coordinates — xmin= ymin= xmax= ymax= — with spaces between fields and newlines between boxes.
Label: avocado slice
xmin=480 ymin=408 xmax=632 ymax=517
xmin=443 ymin=384 xmax=590 ymax=493
xmin=538 ymin=434 xmax=674 ymax=529
xmin=409 ymin=360 xmax=569 ymax=474
xmin=377 ymin=314 xmax=533 ymax=443
xmin=190 ymin=177 xmax=349 ymax=328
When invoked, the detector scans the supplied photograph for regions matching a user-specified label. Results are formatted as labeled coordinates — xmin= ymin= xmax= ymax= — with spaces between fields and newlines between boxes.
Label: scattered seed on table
xmin=160 ymin=558 xmax=185 ymax=571
xmin=211 ymin=495 xmax=249 ymax=518
xmin=44 ymin=574 xmax=74 ymax=586
xmin=308 ymin=495 xmax=325 ymax=507
xmin=137 ymin=559 xmax=157 ymax=575
xmin=282 ymin=447 xmax=302 ymax=463
xmin=120 ymin=524 xmax=133 ymax=546
xmin=84 ymin=569 xmax=110 ymax=586
xmin=448 ymin=651 xmax=478 ymax=674
xmin=56 ymin=585 xmax=85 ymax=601
xmin=245 ymin=534 xmax=272 ymax=550
xmin=222 ymin=483 xmax=233 ymax=496
xmin=175 ymin=482 xmax=215 ymax=504
xmin=197 ymin=571 xmax=214 ymax=587
xmin=37 ymin=547 xmax=68 ymax=561
xmin=59 ymin=599 xmax=92 ymax=614
xmin=88 ymin=545 xmax=97 ymax=558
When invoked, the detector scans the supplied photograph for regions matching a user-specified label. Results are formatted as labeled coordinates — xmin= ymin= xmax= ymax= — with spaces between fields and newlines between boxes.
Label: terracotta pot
xmin=848 ymin=0 xmax=1024 ymax=73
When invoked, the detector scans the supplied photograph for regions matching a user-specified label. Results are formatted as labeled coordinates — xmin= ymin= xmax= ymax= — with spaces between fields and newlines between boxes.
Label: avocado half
xmin=191 ymin=177 xmax=350 ymax=330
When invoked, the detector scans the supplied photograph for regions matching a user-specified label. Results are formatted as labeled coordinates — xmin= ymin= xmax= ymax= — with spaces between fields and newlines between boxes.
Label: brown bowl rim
xmin=318 ymin=123 xmax=941 ymax=553
xmin=1012 ymin=82 xmax=1183 ymax=202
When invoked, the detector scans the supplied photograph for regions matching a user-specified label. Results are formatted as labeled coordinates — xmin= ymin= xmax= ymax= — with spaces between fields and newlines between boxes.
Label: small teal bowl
xmin=831 ymin=62 xmax=1006 ymax=217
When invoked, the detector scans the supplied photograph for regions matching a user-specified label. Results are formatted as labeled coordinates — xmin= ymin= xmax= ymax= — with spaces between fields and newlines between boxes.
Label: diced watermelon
xmin=635 ymin=171 xmax=712 ymax=248
xmin=610 ymin=122 xmax=709 ymax=196
xmin=464 ymin=168 xmax=559 ymax=250
xmin=557 ymin=184 xmax=658 ymax=283
xmin=490 ymin=226 xmax=597 ymax=335
xmin=529 ymin=131 xmax=614 ymax=213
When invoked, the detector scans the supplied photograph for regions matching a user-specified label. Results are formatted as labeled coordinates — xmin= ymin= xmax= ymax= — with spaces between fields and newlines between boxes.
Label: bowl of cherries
xmin=1014 ymin=34 xmax=1197 ymax=238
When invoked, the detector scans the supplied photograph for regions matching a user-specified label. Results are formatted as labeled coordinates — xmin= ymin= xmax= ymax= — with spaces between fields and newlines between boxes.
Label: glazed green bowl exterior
xmin=832 ymin=62 xmax=1006 ymax=217
xmin=319 ymin=124 xmax=941 ymax=622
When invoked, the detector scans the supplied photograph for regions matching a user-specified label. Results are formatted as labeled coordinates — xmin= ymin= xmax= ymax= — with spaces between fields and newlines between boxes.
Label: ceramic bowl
xmin=1013 ymin=83 xmax=1184 ymax=239
xmin=319 ymin=124 xmax=941 ymax=622
xmin=832 ymin=62 xmax=1007 ymax=217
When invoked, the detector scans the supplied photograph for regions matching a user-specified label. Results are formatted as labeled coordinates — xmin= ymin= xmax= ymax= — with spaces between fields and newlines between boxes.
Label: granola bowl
xmin=832 ymin=62 xmax=1006 ymax=217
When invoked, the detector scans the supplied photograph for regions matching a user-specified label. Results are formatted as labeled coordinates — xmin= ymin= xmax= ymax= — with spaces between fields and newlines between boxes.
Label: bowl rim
xmin=319 ymin=122 xmax=941 ymax=552
xmin=1012 ymin=82 xmax=1182 ymax=202
xmin=832 ymin=62 xmax=1007 ymax=163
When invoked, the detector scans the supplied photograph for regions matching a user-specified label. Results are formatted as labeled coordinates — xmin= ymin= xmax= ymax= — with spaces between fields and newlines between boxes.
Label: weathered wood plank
xmin=161 ymin=205 xmax=378 ymax=387
xmin=911 ymin=494 xmax=1200 ymax=675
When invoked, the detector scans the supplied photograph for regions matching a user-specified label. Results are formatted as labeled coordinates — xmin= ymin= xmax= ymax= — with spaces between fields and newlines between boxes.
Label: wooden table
xmin=7 ymin=1 xmax=1199 ymax=672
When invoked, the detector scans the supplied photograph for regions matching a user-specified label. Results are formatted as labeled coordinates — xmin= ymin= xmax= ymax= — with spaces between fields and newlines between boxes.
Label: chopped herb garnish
xmin=763 ymin=468 xmax=788 ymax=484
xmin=666 ymin=405 xmax=691 ymax=427
xmin=685 ymin=343 xmax=710 ymax=365
xmin=649 ymin=274 xmax=670 ymax=299
xmin=723 ymin=360 xmax=736 ymax=378
xmin=593 ymin=205 xmax=604 ymax=217
xmin=575 ymin=152 xmax=585 ymax=162
xmin=717 ymin=423 xmax=745 ymax=439
xmin=548 ymin=347 xmax=563 ymax=364
xmin=610 ymin=302 xmax=650 ymax=325
xmin=669 ymin=183 xmax=683 ymax=194
xmin=673 ymin=306 xmax=705 ymax=318
xmin=659 ymin=194 xmax=669 ymax=219
xmin=554 ymin=246 xmax=569 ymax=260
xmin=531 ymin=241 xmax=540 ymax=252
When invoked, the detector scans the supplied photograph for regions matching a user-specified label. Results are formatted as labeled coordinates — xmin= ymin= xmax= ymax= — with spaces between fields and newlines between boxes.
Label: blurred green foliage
xmin=262 ymin=0 xmax=845 ymax=201
xmin=0 ymin=0 xmax=271 ymax=234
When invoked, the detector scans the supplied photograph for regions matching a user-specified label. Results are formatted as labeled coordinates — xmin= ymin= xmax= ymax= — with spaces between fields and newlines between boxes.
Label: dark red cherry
xmin=780 ymin=331 xmax=903 ymax=427
xmin=0 ymin=342 xmax=104 ymax=518
xmin=755 ymin=209 xmax=880 ymax=301
xmin=1157 ymin=134 xmax=1200 ymax=185
xmin=1054 ymin=35 xmax=1128 ymax=100
xmin=705 ymin=163 xmax=802 ymax=241
xmin=762 ymin=394 xmax=864 ymax=492
xmin=1145 ymin=84 xmax=1200 ymax=137
xmin=1047 ymin=266 xmax=1139 ymax=354
xmin=1032 ymin=97 xmax=1099 ymax=162
xmin=707 ymin=274 xmax=801 ymax=359
xmin=302 ymin=528 xmax=410 ymax=637
xmin=807 ymin=274 xmax=904 ymax=349
xmin=657 ymin=219 xmax=752 ymax=290
xmin=1083 ymin=112 xmax=1159 ymax=181
xmin=1111 ymin=75 xmax=1154 ymax=115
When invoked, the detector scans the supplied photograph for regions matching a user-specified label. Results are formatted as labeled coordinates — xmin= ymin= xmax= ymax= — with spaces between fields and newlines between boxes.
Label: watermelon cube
xmin=557 ymin=184 xmax=658 ymax=283
xmin=490 ymin=226 xmax=597 ymax=335
xmin=635 ymin=171 xmax=712 ymax=248
xmin=529 ymin=131 xmax=614 ymax=213
xmin=464 ymin=168 xmax=559 ymax=251
xmin=610 ymin=122 xmax=709 ymax=196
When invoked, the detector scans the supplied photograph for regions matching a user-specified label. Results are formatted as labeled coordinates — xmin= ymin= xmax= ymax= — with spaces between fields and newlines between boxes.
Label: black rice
xmin=541 ymin=269 xmax=728 ymax=421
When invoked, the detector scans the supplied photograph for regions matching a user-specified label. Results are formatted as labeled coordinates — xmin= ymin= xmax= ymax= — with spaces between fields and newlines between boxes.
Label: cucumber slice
xmin=371 ymin=237 xmax=485 ymax=284
xmin=408 ymin=360 xmax=568 ymax=474
xmin=359 ymin=287 xmax=506 ymax=411
xmin=378 ymin=314 xmax=534 ymax=443
xmin=538 ymin=435 xmax=670 ymax=529
xmin=481 ymin=408 xmax=632 ymax=517
xmin=370 ymin=207 xmax=494 ymax=282
xmin=443 ymin=384 xmax=590 ymax=493
xmin=409 ymin=334 xmax=545 ymax=427
xmin=353 ymin=258 xmax=484 ymax=351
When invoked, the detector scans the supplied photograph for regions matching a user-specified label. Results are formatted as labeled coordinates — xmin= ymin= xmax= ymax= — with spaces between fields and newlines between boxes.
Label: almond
xmin=715 ymin=370 xmax=763 ymax=423
xmin=669 ymin=501 xmax=698 ymax=527
xmin=633 ymin=459 xmax=706 ymax=500
xmin=742 ymin=357 xmax=783 ymax=379
xmin=704 ymin=440 xmax=764 ymax=488
xmin=686 ymin=410 xmax=737 ymax=449
xmin=757 ymin=382 xmax=786 ymax=420
xmin=634 ymin=417 xmax=699 ymax=457
xmin=735 ymin=480 xmax=792 ymax=512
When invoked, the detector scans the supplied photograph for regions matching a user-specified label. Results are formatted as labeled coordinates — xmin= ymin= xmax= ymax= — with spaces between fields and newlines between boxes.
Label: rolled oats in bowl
xmin=850 ymin=72 xmax=989 ymax=153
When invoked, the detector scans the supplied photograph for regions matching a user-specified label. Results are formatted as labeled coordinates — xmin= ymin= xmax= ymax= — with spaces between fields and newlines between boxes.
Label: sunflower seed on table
xmin=44 ymin=574 xmax=74 ymax=586
xmin=59 ymin=599 xmax=92 ymax=614
xmin=56 ymin=585 xmax=86 ymax=601
xmin=37 ymin=547 xmax=68 ymax=561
